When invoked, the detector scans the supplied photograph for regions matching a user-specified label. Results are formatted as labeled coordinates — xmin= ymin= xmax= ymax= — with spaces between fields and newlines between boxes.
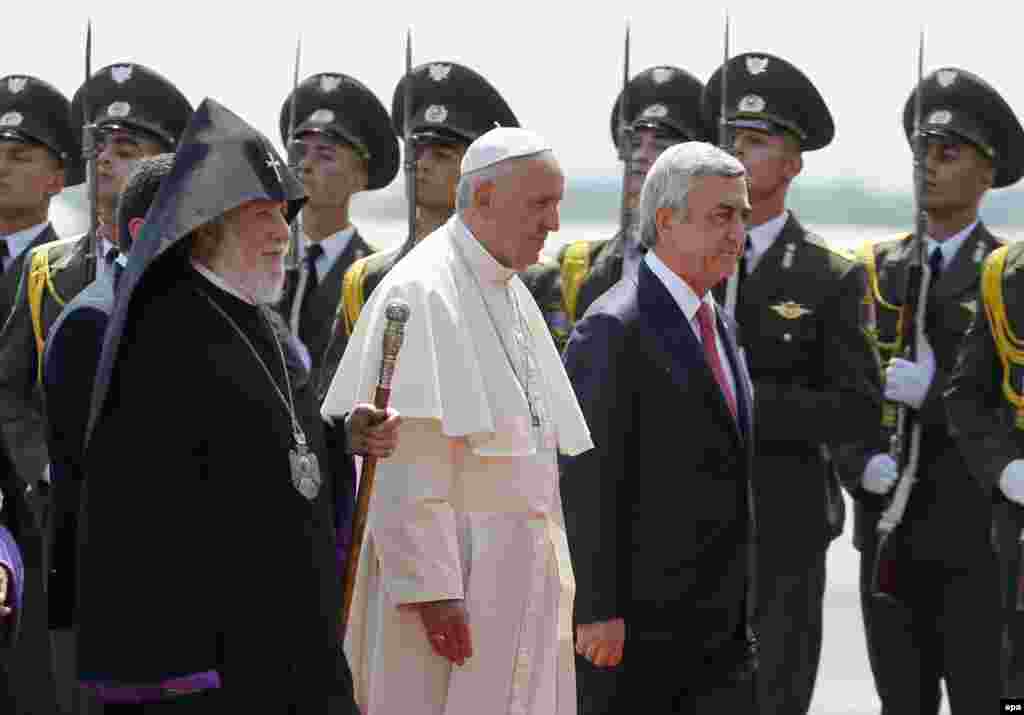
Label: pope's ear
xmin=474 ymin=180 xmax=495 ymax=210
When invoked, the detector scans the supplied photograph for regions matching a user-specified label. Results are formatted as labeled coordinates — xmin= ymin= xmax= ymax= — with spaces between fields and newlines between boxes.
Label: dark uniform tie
xmin=298 ymin=243 xmax=324 ymax=346
xmin=928 ymin=244 xmax=943 ymax=283
xmin=0 ymin=239 xmax=9 ymax=273
xmin=925 ymin=245 xmax=944 ymax=342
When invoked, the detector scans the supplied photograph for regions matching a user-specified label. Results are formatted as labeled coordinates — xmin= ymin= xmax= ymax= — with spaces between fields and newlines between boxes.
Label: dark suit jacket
xmin=560 ymin=260 xmax=757 ymax=710
xmin=277 ymin=230 xmax=375 ymax=401
xmin=42 ymin=272 xmax=116 ymax=629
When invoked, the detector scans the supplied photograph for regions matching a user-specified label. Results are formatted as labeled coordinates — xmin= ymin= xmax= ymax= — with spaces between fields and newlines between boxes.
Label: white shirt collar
xmin=926 ymin=219 xmax=978 ymax=270
xmin=1 ymin=221 xmax=49 ymax=268
xmin=746 ymin=210 xmax=789 ymax=269
xmin=644 ymin=250 xmax=713 ymax=325
xmin=303 ymin=225 xmax=355 ymax=280
xmin=452 ymin=216 xmax=517 ymax=285
xmin=190 ymin=260 xmax=255 ymax=305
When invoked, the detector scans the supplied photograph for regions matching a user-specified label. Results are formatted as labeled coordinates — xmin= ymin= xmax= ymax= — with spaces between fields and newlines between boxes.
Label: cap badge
xmin=937 ymin=70 xmax=958 ymax=88
xmin=428 ymin=64 xmax=452 ymax=82
xmin=928 ymin=109 xmax=953 ymax=125
xmin=424 ymin=104 xmax=448 ymax=123
xmin=651 ymin=68 xmax=674 ymax=85
xmin=746 ymin=57 xmax=770 ymax=75
xmin=0 ymin=112 xmax=23 ymax=127
xmin=770 ymin=300 xmax=812 ymax=320
xmin=309 ymin=108 xmax=335 ymax=124
xmin=641 ymin=104 xmax=669 ymax=119
xmin=107 ymin=102 xmax=131 ymax=118
xmin=111 ymin=65 xmax=133 ymax=85
xmin=738 ymin=94 xmax=766 ymax=113
xmin=320 ymin=75 xmax=342 ymax=93
xmin=7 ymin=77 xmax=27 ymax=94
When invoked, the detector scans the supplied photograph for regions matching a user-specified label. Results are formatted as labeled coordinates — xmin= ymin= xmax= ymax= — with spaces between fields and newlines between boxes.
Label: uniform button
xmin=783 ymin=333 xmax=792 ymax=342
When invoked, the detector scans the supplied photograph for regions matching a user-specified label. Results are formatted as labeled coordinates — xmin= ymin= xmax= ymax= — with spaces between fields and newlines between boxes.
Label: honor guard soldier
xmin=702 ymin=53 xmax=882 ymax=715
xmin=276 ymin=72 xmax=398 ymax=396
xmin=0 ymin=76 xmax=77 ymax=715
xmin=319 ymin=61 xmax=517 ymax=383
xmin=522 ymin=66 xmax=709 ymax=351
xmin=0 ymin=63 xmax=191 ymax=504
xmin=844 ymin=68 xmax=1024 ymax=712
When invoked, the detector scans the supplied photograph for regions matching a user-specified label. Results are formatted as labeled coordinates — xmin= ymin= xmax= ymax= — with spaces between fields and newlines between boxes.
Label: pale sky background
xmin=13 ymin=0 xmax=1018 ymax=196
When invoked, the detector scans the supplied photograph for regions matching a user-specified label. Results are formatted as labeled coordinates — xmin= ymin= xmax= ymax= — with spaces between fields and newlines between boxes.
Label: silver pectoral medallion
xmin=289 ymin=435 xmax=321 ymax=501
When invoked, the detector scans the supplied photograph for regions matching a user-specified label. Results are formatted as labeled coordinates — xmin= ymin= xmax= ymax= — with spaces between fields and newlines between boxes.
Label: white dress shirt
xmin=746 ymin=210 xmax=789 ymax=274
xmin=926 ymin=219 xmax=977 ymax=272
xmin=645 ymin=251 xmax=738 ymax=402
xmin=1 ymin=221 xmax=49 ymax=273
xmin=302 ymin=225 xmax=355 ymax=283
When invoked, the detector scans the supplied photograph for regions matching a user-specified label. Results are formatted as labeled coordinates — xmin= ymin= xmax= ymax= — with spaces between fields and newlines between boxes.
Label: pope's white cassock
xmin=322 ymin=208 xmax=593 ymax=714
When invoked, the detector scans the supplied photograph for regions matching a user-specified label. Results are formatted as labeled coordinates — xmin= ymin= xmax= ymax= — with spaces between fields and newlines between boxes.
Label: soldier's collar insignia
xmin=928 ymin=109 xmax=953 ymax=125
xmin=111 ymin=65 xmax=133 ymax=84
xmin=641 ymin=103 xmax=669 ymax=119
xmin=320 ymin=75 xmax=342 ymax=93
xmin=937 ymin=70 xmax=957 ymax=88
xmin=746 ymin=57 xmax=770 ymax=75
xmin=0 ymin=111 xmax=23 ymax=127
xmin=309 ymin=108 xmax=335 ymax=124
xmin=770 ymin=300 xmax=812 ymax=319
xmin=424 ymin=104 xmax=448 ymax=123
xmin=107 ymin=101 xmax=131 ymax=118
xmin=738 ymin=94 xmax=766 ymax=113
xmin=651 ymin=68 xmax=673 ymax=85
xmin=7 ymin=77 xmax=27 ymax=94
xmin=428 ymin=64 xmax=452 ymax=82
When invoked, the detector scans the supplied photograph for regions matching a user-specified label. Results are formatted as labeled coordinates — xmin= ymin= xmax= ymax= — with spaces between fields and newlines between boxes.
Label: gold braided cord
xmin=981 ymin=245 xmax=1024 ymax=408
xmin=857 ymin=238 xmax=907 ymax=356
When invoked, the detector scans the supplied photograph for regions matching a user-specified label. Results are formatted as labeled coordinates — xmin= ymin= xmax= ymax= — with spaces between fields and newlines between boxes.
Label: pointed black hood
xmin=86 ymin=97 xmax=306 ymax=445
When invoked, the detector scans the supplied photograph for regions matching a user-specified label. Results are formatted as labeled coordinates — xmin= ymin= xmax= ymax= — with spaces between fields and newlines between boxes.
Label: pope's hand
xmin=862 ymin=454 xmax=899 ymax=495
xmin=346 ymin=405 xmax=401 ymax=458
xmin=414 ymin=599 xmax=473 ymax=666
xmin=1000 ymin=460 xmax=1024 ymax=506
xmin=0 ymin=565 xmax=11 ymax=619
xmin=884 ymin=334 xmax=936 ymax=409
xmin=576 ymin=618 xmax=625 ymax=668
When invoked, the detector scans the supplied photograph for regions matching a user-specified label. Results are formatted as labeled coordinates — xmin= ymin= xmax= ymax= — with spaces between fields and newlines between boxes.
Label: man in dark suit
xmin=275 ymin=73 xmax=398 ymax=399
xmin=561 ymin=141 xmax=757 ymax=713
xmin=0 ymin=73 xmax=78 ymax=715
xmin=42 ymin=153 xmax=174 ymax=715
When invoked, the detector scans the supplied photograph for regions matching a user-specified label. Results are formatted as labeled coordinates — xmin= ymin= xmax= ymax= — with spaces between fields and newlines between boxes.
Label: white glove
xmin=884 ymin=334 xmax=936 ymax=409
xmin=861 ymin=454 xmax=899 ymax=495
xmin=999 ymin=460 xmax=1024 ymax=506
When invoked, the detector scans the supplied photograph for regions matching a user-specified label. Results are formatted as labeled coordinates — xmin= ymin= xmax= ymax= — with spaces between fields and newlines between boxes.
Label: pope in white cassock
xmin=321 ymin=127 xmax=593 ymax=715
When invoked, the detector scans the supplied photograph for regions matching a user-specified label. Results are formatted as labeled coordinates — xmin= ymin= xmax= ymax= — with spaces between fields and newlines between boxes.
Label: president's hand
xmin=0 ymin=565 xmax=12 ymax=619
xmin=412 ymin=599 xmax=473 ymax=666
xmin=346 ymin=405 xmax=401 ymax=458
xmin=576 ymin=618 xmax=625 ymax=668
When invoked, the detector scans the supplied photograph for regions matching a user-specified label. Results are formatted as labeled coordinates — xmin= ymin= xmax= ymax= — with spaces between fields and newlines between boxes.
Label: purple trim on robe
xmin=81 ymin=670 xmax=221 ymax=704
xmin=0 ymin=525 xmax=24 ymax=614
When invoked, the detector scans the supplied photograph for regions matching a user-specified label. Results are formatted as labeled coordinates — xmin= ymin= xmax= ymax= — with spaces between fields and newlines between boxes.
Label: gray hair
xmin=638 ymin=142 xmax=745 ymax=249
xmin=455 ymin=149 xmax=557 ymax=216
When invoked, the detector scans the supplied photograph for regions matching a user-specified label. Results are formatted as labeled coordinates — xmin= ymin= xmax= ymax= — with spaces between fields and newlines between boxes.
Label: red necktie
xmin=696 ymin=302 xmax=738 ymax=421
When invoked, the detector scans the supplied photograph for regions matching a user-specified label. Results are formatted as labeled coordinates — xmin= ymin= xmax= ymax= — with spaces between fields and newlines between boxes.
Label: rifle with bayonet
xmin=82 ymin=20 xmax=100 ymax=284
xmin=871 ymin=29 xmax=932 ymax=602
xmin=617 ymin=21 xmax=632 ymax=236
xmin=403 ymin=28 xmax=416 ymax=245
xmin=286 ymin=37 xmax=302 ymax=272
xmin=720 ymin=11 xmax=741 ymax=318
